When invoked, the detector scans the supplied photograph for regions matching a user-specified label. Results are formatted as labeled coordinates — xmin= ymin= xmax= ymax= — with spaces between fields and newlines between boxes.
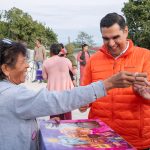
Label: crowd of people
xmin=0 ymin=12 xmax=150 ymax=150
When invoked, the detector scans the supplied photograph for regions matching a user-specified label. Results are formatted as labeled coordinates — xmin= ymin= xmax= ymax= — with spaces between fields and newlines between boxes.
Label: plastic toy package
xmin=39 ymin=119 xmax=136 ymax=150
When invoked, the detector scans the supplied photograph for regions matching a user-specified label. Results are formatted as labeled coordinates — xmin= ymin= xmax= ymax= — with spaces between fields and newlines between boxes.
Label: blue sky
xmin=0 ymin=0 xmax=128 ymax=45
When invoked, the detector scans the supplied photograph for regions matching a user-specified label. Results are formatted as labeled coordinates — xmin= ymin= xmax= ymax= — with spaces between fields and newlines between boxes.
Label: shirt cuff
xmin=91 ymin=81 xmax=107 ymax=99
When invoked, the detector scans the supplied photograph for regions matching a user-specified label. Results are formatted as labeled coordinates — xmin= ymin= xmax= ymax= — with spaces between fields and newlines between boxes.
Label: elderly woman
xmin=0 ymin=38 xmax=148 ymax=150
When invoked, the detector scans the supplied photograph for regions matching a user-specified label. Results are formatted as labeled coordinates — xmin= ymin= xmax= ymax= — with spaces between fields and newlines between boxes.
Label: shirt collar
xmin=115 ymin=41 xmax=129 ymax=60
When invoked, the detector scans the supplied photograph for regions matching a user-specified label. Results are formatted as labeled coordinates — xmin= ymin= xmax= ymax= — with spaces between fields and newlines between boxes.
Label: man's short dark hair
xmin=36 ymin=38 xmax=42 ymax=44
xmin=50 ymin=44 xmax=61 ymax=55
xmin=81 ymin=43 xmax=88 ymax=50
xmin=100 ymin=13 xmax=126 ymax=30
xmin=59 ymin=43 xmax=64 ymax=49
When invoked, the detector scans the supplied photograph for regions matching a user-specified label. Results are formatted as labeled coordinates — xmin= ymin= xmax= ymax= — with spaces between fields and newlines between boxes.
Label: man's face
xmin=35 ymin=40 xmax=40 ymax=47
xmin=101 ymin=23 xmax=128 ymax=57
xmin=83 ymin=46 xmax=88 ymax=52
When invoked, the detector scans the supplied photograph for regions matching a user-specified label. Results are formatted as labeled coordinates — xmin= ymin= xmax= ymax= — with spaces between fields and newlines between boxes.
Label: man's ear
xmin=1 ymin=64 xmax=10 ymax=77
xmin=124 ymin=26 xmax=128 ymax=38
xmin=124 ymin=26 xmax=128 ymax=34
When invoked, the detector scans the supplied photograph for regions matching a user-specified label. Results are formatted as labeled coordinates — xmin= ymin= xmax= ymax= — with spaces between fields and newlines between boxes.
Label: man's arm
xmin=133 ymin=50 xmax=150 ymax=98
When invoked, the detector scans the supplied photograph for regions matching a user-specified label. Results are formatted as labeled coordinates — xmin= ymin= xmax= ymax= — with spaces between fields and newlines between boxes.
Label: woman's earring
xmin=7 ymin=74 xmax=11 ymax=80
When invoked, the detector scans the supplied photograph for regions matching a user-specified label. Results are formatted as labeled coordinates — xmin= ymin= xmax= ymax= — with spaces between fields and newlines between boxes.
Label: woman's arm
xmin=14 ymin=71 xmax=140 ymax=119
xmin=14 ymin=81 xmax=106 ymax=119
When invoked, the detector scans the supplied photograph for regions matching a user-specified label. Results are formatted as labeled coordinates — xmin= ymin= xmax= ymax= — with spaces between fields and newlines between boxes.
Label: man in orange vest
xmin=80 ymin=13 xmax=150 ymax=150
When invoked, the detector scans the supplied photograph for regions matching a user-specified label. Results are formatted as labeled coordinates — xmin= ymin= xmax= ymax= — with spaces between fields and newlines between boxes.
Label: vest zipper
xmin=113 ymin=61 xmax=116 ymax=70
xmin=112 ymin=61 xmax=116 ymax=121
xmin=139 ymin=101 xmax=143 ymax=138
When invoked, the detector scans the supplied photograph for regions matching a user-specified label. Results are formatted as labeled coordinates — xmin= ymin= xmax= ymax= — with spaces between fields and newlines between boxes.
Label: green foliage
xmin=65 ymin=43 xmax=75 ymax=54
xmin=75 ymin=31 xmax=95 ymax=47
xmin=69 ymin=41 xmax=80 ymax=49
xmin=122 ymin=0 xmax=150 ymax=49
xmin=0 ymin=7 xmax=58 ymax=48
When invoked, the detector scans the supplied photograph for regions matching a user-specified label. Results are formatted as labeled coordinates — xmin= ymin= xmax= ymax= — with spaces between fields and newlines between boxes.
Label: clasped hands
xmin=103 ymin=71 xmax=150 ymax=99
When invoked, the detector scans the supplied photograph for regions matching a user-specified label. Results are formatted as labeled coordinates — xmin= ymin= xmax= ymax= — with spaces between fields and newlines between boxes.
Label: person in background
xmin=42 ymin=43 xmax=75 ymax=120
xmin=77 ymin=43 xmax=90 ymax=85
xmin=59 ymin=43 xmax=67 ymax=57
xmin=58 ymin=43 xmax=77 ymax=87
xmin=32 ymin=38 xmax=46 ymax=83
xmin=80 ymin=13 xmax=150 ymax=150
xmin=0 ymin=38 xmax=148 ymax=150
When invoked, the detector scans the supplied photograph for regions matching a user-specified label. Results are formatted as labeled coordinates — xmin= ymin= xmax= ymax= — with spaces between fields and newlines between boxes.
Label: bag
xmin=80 ymin=51 xmax=86 ymax=66
xmin=36 ymin=69 xmax=43 ymax=80
xmin=80 ymin=60 xmax=86 ymax=66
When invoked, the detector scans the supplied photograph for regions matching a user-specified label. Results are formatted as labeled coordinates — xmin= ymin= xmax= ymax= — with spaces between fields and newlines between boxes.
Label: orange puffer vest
xmin=82 ymin=40 xmax=150 ymax=149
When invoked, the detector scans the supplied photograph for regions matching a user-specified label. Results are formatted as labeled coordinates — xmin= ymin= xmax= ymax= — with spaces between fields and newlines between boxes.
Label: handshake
xmin=79 ymin=71 xmax=150 ymax=112
xmin=103 ymin=71 xmax=149 ymax=90
xmin=104 ymin=71 xmax=150 ymax=100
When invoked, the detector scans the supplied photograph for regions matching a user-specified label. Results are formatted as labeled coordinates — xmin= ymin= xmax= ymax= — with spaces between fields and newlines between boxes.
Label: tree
xmin=122 ymin=0 xmax=150 ymax=49
xmin=0 ymin=7 xmax=58 ymax=48
xmin=75 ymin=31 xmax=95 ymax=47
xmin=0 ymin=11 xmax=8 ymax=38
xmin=65 ymin=43 xmax=75 ymax=54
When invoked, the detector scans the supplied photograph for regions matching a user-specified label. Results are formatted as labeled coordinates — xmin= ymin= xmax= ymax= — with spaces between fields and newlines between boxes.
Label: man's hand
xmin=133 ymin=84 xmax=150 ymax=100
xmin=79 ymin=104 xmax=89 ymax=113
xmin=132 ymin=72 xmax=150 ymax=99
xmin=133 ymin=72 xmax=149 ymax=87
xmin=50 ymin=117 xmax=60 ymax=127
